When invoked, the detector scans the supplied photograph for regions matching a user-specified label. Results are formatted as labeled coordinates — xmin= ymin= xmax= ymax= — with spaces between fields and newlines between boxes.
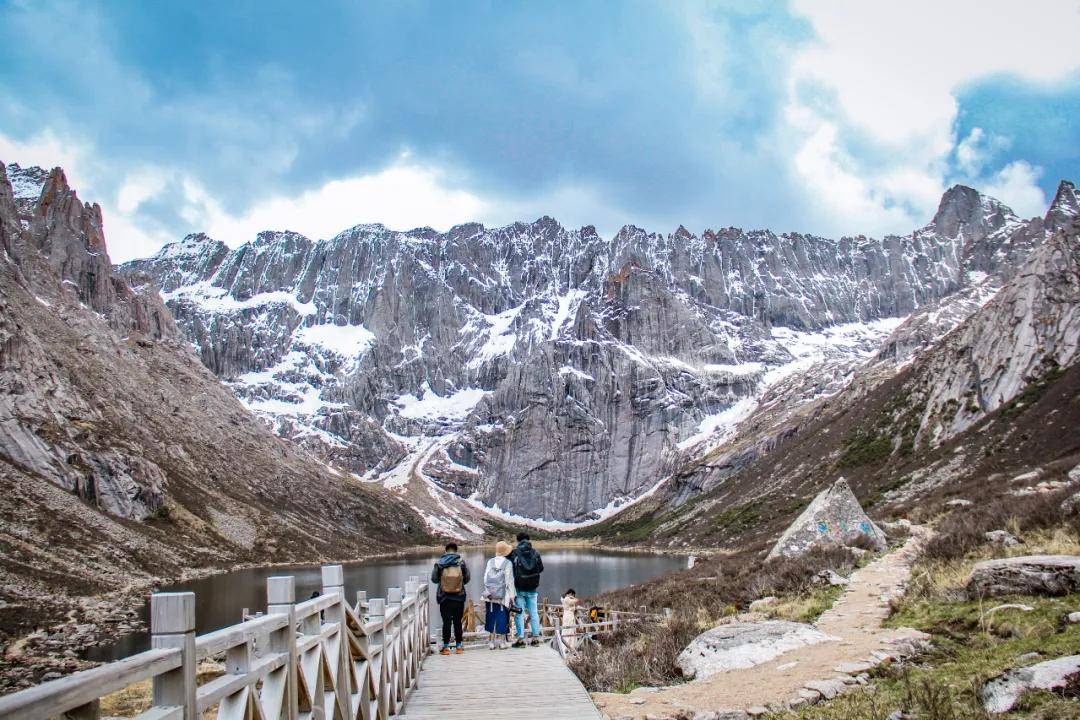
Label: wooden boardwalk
xmin=403 ymin=644 xmax=603 ymax=719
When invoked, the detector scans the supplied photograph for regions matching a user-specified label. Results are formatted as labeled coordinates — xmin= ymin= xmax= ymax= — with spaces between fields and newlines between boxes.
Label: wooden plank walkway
xmin=403 ymin=644 xmax=603 ymax=719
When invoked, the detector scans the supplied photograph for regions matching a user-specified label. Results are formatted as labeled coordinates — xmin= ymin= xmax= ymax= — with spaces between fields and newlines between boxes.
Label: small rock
xmin=776 ymin=661 xmax=798 ymax=671
xmin=630 ymin=698 xmax=646 ymax=705
xmin=746 ymin=707 xmax=768 ymax=717
xmin=804 ymin=678 xmax=848 ymax=700
xmin=984 ymin=530 xmax=1021 ymax=547
xmin=1012 ymin=469 xmax=1041 ymax=483
xmin=967 ymin=555 xmax=1080 ymax=598
xmin=748 ymin=596 xmax=778 ymax=612
xmin=1067 ymin=611 xmax=1080 ymax=623
xmin=1063 ymin=492 xmax=1080 ymax=515
xmin=834 ymin=660 xmax=874 ymax=674
xmin=797 ymin=688 xmax=822 ymax=703
xmin=985 ymin=603 xmax=1035 ymax=616
xmin=945 ymin=498 xmax=972 ymax=507
xmin=816 ymin=569 xmax=851 ymax=587
xmin=980 ymin=654 xmax=1080 ymax=713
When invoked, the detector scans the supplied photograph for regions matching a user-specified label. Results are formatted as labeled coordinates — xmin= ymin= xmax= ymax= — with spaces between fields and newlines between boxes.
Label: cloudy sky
xmin=1 ymin=1 xmax=1078 ymax=262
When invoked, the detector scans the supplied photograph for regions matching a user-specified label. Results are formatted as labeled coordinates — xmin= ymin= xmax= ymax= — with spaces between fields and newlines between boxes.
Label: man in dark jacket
xmin=431 ymin=542 xmax=470 ymax=654
xmin=508 ymin=532 xmax=544 ymax=646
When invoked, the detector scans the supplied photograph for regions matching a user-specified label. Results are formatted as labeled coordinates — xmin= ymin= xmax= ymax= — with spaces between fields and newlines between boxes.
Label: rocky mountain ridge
xmin=592 ymin=204 xmax=1079 ymax=548
xmin=120 ymin=172 xmax=1077 ymax=524
xmin=0 ymin=161 xmax=429 ymax=659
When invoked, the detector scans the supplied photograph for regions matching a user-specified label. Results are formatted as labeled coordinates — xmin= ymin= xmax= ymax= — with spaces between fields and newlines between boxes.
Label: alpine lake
xmin=85 ymin=547 xmax=687 ymax=661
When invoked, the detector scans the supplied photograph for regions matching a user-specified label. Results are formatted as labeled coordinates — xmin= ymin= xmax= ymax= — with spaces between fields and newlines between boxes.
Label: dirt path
xmin=593 ymin=528 xmax=931 ymax=718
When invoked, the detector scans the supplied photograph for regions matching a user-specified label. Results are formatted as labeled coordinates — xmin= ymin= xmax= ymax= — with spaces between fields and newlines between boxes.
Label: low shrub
xmin=923 ymin=490 xmax=1072 ymax=562
xmin=573 ymin=544 xmax=859 ymax=691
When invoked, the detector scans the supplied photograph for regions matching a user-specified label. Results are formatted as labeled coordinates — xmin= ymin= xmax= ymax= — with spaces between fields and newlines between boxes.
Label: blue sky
xmin=0 ymin=1 xmax=1077 ymax=261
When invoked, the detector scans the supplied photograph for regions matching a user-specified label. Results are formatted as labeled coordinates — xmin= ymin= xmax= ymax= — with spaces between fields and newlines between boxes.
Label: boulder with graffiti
xmin=766 ymin=478 xmax=887 ymax=559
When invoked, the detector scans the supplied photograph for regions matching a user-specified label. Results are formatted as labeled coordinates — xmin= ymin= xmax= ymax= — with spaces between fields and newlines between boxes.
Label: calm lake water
xmin=85 ymin=548 xmax=685 ymax=662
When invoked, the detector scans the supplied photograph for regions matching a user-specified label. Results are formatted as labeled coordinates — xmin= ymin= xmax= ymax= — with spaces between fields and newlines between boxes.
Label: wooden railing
xmin=0 ymin=564 xmax=429 ymax=720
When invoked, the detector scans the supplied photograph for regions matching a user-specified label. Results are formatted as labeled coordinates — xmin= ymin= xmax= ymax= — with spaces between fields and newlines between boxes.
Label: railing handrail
xmin=0 ymin=567 xmax=430 ymax=720
xmin=0 ymin=647 xmax=181 ymax=719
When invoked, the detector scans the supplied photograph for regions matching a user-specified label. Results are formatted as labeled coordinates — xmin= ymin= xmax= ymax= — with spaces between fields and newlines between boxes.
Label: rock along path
xmin=593 ymin=528 xmax=932 ymax=718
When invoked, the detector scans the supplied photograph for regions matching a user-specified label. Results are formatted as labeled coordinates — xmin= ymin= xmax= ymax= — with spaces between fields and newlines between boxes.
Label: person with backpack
xmin=430 ymin=541 xmax=470 ymax=655
xmin=509 ymin=532 xmax=544 ymax=647
xmin=481 ymin=540 xmax=516 ymax=650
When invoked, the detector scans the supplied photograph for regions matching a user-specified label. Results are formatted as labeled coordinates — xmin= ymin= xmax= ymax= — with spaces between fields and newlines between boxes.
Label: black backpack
xmin=513 ymin=546 xmax=542 ymax=581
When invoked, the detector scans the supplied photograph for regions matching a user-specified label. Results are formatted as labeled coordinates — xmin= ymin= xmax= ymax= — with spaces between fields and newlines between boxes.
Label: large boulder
xmin=766 ymin=478 xmax=887 ymax=559
xmin=677 ymin=620 xmax=835 ymax=680
xmin=980 ymin=654 xmax=1080 ymax=713
xmin=967 ymin=555 xmax=1080 ymax=598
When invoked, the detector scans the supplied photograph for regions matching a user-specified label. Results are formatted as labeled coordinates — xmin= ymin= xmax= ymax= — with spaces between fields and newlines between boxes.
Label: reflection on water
xmin=85 ymin=548 xmax=684 ymax=662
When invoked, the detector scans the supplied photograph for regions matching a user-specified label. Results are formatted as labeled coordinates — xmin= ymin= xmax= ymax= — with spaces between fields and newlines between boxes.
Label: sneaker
xmin=488 ymin=639 xmax=496 ymax=650
xmin=512 ymin=638 xmax=526 ymax=648
xmin=455 ymin=646 xmax=464 ymax=655
xmin=440 ymin=647 xmax=451 ymax=656
xmin=530 ymin=636 xmax=541 ymax=647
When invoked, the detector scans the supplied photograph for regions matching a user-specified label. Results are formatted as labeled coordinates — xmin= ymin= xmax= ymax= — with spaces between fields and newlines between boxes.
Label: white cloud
xmin=784 ymin=0 xmax=1080 ymax=233
xmin=790 ymin=0 xmax=1080 ymax=145
xmin=980 ymin=161 xmax=1047 ymax=218
xmin=178 ymin=157 xmax=489 ymax=252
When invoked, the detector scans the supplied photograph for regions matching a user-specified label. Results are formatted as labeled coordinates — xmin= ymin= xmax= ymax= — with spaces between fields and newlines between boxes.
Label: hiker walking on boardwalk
xmin=509 ymin=532 xmax=545 ymax=647
xmin=481 ymin=540 xmax=517 ymax=650
xmin=431 ymin=541 xmax=470 ymax=655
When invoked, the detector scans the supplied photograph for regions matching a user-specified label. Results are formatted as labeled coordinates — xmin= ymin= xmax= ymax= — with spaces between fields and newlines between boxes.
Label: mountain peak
xmin=6 ymin=162 xmax=50 ymax=202
xmin=1045 ymin=179 xmax=1078 ymax=231
xmin=931 ymin=184 xmax=1014 ymax=239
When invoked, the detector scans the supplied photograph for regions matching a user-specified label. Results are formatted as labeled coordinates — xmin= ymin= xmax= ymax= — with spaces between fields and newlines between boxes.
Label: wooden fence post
xmin=355 ymin=589 xmax=367 ymax=614
xmin=321 ymin=564 xmax=351 ymax=720
xmin=387 ymin=587 xmax=404 ymax=713
xmin=150 ymin=592 xmax=196 ymax=720
xmin=404 ymin=579 xmax=419 ymax=684
xmin=367 ymin=598 xmax=389 ymax=720
xmin=267 ymin=576 xmax=298 ymax=720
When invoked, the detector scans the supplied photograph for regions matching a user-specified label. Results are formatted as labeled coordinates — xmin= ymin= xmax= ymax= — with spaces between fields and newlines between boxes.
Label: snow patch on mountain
xmin=162 ymin=281 xmax=317 ymax=316
xmin=294 ymin=323 xmax=376 ymax=361
xmin=678 ymin=397 xmax=759 ymax=451
xmin=392 ymin=384 xmax=489 ymax=423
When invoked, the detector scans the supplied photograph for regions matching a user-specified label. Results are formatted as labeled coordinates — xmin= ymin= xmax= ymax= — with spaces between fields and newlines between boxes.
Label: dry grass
xmin=764 ymin=585 xmax=844 ymax=624
xmin=570 ymin=544 xmax=859 ymax=692
xmin=922 ymin=489 xmax=1075 ymax=563
xmin=901 ymin=499 xmax=1080 ymax=610
xmin=99 ymin=660 xmax=224 ymax=718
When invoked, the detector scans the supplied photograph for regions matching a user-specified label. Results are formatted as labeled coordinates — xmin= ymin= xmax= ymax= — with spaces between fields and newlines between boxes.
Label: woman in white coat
xmin=560 ymin=588 xmax=580 ymax=651
xmin=481 ymin=540 xmax=517 ymax=649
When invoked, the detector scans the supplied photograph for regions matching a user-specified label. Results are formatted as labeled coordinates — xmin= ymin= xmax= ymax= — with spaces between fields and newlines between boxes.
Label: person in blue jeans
xmin=509 ymin=532 xmax=544 ymax=646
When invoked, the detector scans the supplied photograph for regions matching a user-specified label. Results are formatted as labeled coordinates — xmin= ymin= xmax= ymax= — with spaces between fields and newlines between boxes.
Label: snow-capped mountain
xmin=120 ymin=179 xmax=1077 ymax=523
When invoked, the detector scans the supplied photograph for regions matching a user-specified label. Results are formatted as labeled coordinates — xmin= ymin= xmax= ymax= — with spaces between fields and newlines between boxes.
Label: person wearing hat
xmin=481 ymin=540 xmax=517 ymax=650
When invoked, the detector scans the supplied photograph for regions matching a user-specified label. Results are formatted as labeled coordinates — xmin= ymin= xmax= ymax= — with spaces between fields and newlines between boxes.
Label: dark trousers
xmin=440 ymin=599 xmax=465 ymax=646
